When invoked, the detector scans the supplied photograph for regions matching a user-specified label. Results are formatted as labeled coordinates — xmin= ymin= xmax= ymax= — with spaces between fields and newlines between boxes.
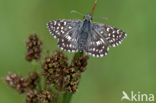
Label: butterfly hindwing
xmin=85 ymin=22 xmax=127 ymax=57
xmin=85 ymin=24 xmax=109 ymax=57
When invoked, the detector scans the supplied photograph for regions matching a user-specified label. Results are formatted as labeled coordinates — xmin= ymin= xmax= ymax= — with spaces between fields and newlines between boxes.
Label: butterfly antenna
xmin=71 ymin=10 xmax=84 ymax=16
xmin=95 ymin=16 xmax=109 ymax=20
xmin=91 ymin=0 xmax=98 ymax=16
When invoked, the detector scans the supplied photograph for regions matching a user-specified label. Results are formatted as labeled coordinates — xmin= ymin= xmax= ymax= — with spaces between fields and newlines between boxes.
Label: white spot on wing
xmin=68 ymin=26 xmax=72 ymax=29
xmin=107 ymin=28 xmax=110 ymax=32
xmin=117 ymin=30 xmax=120 ymax=34
xmin=96 ymin=55 xmax=99 ymax=57
xmin=100 ymin=54 xmax=104 ymax=57
xmin=96 ymin=41 xmax=101 ymax=46
xmin=93 ymin=48 xmax=95 ymax=51
xmin=65 ymin=35 xmax=71 ymax=40
xmin=54 ymin=35 xmax=56 ymax=38
xmin=54 ymin=21 xmax=56 ymax=25
xmin=112 ymin=44 xmax=116 ymax=47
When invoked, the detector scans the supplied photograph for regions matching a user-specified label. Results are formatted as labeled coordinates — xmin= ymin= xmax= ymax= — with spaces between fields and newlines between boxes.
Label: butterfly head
xmin=84 ymin=14 xmax=92 ymax=21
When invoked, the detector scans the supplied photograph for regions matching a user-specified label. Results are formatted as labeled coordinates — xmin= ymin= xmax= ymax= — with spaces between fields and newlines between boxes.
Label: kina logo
xmin=121 ymin=91 xmax=154 ymax=102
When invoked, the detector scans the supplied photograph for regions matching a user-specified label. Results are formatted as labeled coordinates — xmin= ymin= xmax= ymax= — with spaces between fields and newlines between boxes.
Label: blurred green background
xmin=0 ymin=0 xmax=156 ymax=103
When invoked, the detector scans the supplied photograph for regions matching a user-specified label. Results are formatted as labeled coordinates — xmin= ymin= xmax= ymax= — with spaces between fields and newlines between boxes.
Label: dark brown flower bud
xmin=42 ymin=51 xmax=68 ymax=90
xmin=26 ymin=90 xmax=39 ymax=103
xmin=64 ymin=67 xmax=81 ymax=93
xmin=25 ymin=34 xmax=42 ymax=61
xmin=5 ymin=73 xmax=29 ymax=94
xmin=39 ymin=89 xmax=54 ymax=103
xmin=27 ymin=72 xmax=40 ymax=89
xmin=71 ymin=56 xmax=89 ymax=72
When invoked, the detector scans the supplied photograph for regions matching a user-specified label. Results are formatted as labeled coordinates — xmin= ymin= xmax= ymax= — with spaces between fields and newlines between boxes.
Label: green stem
xmin=31 ymin=60 xmax=42 ymax=91
xmin=57 ymin=92 xmax=63 ymax=103
xmin=31 ymin=60 xmax=38 ymax=72
xmin=73 ymin=51 xmax=83 ymax=60
xmin=63 ymin=92 xmax=73 ymax=103
xmin=38 ymin=80 xmax=42 ymax=91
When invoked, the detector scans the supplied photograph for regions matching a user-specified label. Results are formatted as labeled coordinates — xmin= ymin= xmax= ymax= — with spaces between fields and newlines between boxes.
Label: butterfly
xmin=47 ymin=14 xmax=127 ymax=57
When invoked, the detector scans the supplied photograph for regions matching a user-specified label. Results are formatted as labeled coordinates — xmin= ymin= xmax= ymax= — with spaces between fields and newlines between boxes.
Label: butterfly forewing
xmin=92 ymin=22 xmax=127 ymax=47
xmin=47 ymin=19 xmax=83 ymax=52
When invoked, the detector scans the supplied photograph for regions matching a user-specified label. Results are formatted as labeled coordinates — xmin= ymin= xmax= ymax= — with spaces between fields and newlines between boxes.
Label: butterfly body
xmin=47 ymin=14 xmax=127 ymax=57
xmin=78 ymin=19 xmax=91 ymax=51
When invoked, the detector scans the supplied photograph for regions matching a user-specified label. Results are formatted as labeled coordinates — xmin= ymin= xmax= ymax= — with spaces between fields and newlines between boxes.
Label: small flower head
xmin=27 ymin=72 xmax=40 ymax=89
xmin=42 ymin=51 xmax=68 ymax=89
xmin=64 ymin=55 xmax=89 ymax=93
xmin=64 ymin=67 xmax=81 ymax=93
xmin=25 ymin=34 xmax=42 ymax=61
xmin=26 ymin=90 xmax=39 ymax=103
xmin=5 ymin=73 xmax=29 ymax=94
xmin=71 ymin=55 xmax=89 ymax=72
xmin=39 ymin=89 xmax=54 ymax=103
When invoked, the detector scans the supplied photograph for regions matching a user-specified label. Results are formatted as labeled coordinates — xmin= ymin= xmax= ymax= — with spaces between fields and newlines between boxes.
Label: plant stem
xmin=57 ymin=92 xmax=63 ymax=103
xmin=63 ymin=92 xmax=73 ymax=103
xmin=73 ymin=51 xmax=83 ymax=60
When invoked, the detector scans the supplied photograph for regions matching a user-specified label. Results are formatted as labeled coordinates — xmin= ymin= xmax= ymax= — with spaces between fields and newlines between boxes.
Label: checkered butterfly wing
xmin=47 ymin=19 xmax=83 ymax=52
xmin=94 ymin=23 xmax=127 ymax=47
xmin=85 ymin=22 xmax=127 ymax=57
